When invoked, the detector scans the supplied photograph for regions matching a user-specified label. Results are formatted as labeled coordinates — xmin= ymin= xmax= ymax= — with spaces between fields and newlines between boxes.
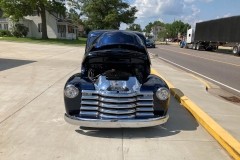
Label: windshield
xmin=146 ymin=39 xmax=153 ymax=43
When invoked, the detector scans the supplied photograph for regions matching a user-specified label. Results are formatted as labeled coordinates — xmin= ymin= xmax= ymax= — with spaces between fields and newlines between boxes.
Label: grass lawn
xmin=0 ymin=37 xmax=87 ymax=46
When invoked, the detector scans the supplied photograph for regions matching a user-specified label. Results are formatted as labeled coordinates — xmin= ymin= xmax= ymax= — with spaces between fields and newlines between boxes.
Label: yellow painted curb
xmin=151 ymin=68 xmax=240 ymax=160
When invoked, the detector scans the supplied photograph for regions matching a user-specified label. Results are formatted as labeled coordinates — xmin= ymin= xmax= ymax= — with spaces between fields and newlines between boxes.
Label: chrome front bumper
xmin=64 ymin=113 xmax=169 ymax=128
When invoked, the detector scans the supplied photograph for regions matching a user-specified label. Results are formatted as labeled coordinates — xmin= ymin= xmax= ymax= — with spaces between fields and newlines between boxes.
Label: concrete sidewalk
xmin=150 ymin=54 xmax=240 ymax=159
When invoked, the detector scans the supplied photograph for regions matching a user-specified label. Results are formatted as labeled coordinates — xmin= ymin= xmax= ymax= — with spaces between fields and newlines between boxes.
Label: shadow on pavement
xmin=75 ymin=94 xmax=199 ymax=139
xmin=0 ymin=58 xmax=36 ymax=71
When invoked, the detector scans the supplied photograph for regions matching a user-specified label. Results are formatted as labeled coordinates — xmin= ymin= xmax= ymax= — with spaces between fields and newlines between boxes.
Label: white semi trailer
xmin=181 ymin=15 xmax=240 ymax=56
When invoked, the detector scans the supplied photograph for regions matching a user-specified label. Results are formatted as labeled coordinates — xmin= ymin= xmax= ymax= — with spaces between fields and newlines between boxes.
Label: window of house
xmin=58 ymin=25 xmax=66 ymax=33
xmin=38 ymin=23 xmax=42 ymax=32
xmin=4 ymin=24 xmax=8 ymax=30
xmin=68 ymin=26 xmax=73 ymax=33
xmin=0 ymin=24 xmax=2 ymax=30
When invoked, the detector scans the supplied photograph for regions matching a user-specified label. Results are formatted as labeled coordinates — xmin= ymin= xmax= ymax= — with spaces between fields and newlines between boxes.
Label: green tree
xmin=143 ymin=21 xmax=165 ymax=33
xmin=0 ymin=0 xmax=66 ymax=39
xmin=67 ymin=0 xmax=84 ymax=26
xmin=167 ymin=20 xmax=191 ymax=37
xmin=12 ymin=23 xmax=28 ymax=38
xmin=158 ymin=30 xmax=168 ymax=40
xmin=126 ymin=24 xmax=142 ymax=32
xmin=67 ymin=0 xmax=91 ymax=34
xmin=78 ymin=0 xmax=138 ymax=29
xmin=143 ymin=22 xmax=153 ymax=33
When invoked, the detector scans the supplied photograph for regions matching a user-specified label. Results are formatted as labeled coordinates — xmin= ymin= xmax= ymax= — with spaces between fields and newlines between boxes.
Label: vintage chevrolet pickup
xmin=63 ymin=30 xmax=170 ymax=128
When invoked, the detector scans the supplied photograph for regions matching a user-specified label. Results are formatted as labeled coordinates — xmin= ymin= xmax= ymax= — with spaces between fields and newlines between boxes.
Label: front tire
xmin=192 ymin=44 xmax=196 ymax=50
xmin=196 ymin=43 xmax=200 ymax=50
xmin=233 ymin=46 xmax=240 ymax=56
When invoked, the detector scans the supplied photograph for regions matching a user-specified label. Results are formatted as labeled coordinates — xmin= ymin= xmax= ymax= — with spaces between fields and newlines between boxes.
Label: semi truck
xmin=181 ymin=15 xmax=240 ymax=56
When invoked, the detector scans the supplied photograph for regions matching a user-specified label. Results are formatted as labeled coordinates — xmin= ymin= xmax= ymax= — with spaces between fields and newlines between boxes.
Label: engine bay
xmin=87 ymin=63 xmax=149 ymax=84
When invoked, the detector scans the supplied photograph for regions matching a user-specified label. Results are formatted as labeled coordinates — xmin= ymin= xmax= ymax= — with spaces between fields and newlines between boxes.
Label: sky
xmin=120 ymin=0 xmax=240 ymax=30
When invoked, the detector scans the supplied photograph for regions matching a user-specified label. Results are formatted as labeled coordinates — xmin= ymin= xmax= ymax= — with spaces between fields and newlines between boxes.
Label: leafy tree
xmin=67 ymin=1 xmax=91 ymax=35
xmin=78 ymin=0 xmax=138 ymax=29
xmin=126 ymin=24 xmax=142 ymax=32
xmin=0 ymin=0 xmax=66 ymax=39
xmin=158 ymin=30 xmax=168 ymax=40
xmin=143 ymin=22 xmax=153 ymax=33
xmin=167 ymin=20 xmax=191 ymax=37
xmin=67 ymin=8 xmax=84 ymax=26
xmin=12 ymin=23 xmax=28 ymax=37
xmin=143 ymin=21 xmax=164 ymax=33
xmin=67 ymin=0 xmax=84 ymax=26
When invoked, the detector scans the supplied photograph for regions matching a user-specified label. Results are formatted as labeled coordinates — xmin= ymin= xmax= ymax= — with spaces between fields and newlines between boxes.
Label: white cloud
xmin=200 ymin=0 xmax=213 ymax=2
xmin=132 ymin=0 xmax=185 ymax=18
xmin=184 ymin=0 xmax=195 ymax=2
xmin=215 ymin=13 xmax=231 ymax=20
xmin=158 ymin=17 xmax=164 ymax=22
xmin=180 ymin=5 xmax=201 ymax=27
xmin=120 ymin=0 xmax=202 ymax=30
xmin=223 ymin=13 xmax=231 ymax=17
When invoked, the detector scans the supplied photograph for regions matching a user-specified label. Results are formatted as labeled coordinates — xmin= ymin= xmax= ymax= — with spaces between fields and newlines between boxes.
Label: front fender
xmin=141 ymin=74 xmax=170 ymax=115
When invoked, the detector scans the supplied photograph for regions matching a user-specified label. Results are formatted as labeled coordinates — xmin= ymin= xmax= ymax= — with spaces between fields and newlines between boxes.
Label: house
xmin=0 ymin=10 xmax=9 ymax=31
xmin=0 ymin=9 xmax=77 ymax=39
xmin=150 ymin=26 xmax=165 ymax=41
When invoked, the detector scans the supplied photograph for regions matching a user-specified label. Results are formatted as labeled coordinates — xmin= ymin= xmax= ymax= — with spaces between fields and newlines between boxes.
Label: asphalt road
xmin=149 ymin=44 xmax=240 ymax=97
xmin=0 ymin=42 xmax=231 ymax=160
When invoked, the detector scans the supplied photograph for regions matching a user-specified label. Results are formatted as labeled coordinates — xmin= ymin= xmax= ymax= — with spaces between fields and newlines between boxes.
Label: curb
xmin=151 ymin=68 xmax=240 ymax=160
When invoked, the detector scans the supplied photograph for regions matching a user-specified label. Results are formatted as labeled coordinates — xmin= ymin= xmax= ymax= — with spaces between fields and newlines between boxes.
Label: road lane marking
xmin=188 ymin=73 xmax=211 ymax=89
xmin=159 ymin=47 xmax=240 ymax=67
xmin=155 ymin=54 xmax=240 ymax=94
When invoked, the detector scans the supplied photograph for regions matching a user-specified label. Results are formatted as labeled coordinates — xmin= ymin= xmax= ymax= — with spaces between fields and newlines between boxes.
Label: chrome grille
xmin=80 ymin=90 xmax=154 ymax=119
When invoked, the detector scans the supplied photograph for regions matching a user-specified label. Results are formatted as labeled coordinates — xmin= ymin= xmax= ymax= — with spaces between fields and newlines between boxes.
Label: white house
xmin=150 ymin=26 xmax=165 ymax=41
xmin=0 ymin=11 xmax=9 ymax=31
xmin=0 ymin=9 xmax=77 ymax=39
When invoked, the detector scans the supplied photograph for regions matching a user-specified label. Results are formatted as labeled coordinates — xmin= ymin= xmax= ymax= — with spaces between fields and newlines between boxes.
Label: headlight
xmin=64 ymin=85 xmax=79 ymax=98
xmin=156 ymin=87 xmax=169 ymax=100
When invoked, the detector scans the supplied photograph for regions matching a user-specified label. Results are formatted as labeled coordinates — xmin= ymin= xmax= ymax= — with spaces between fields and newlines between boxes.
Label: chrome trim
xmin=82 ymin=90 xmax=98 ymax=94
xmin=138 ymin=91 xmax=154 ymax=96
xmin=99 ymin=97 xmax=136 ymax=103
xmin=99 ymin=113 xmax=136 ymax=119
xmin=81 ymin=90 xmax=154 ymax=97
xmin=81 ymin=105 xmax=99 ymax=111
xmin=136 ymin=102 xmax=153 ymax=106
xmin=136 ymin=107 xmax=154 ymax=112
xmin=136 ymin=112 xmax=155 ymax=117
xmin=99 ymin=102 xmax=136 ymax=109
xmin=64 ymin=113 xmax=169 ymax=128
xmin=99 ymin=92 xmax=136 ymax=97
xmin=137 ymin=96 xmax=153 ymax=101
xmin=81 ymin=100 xmax=99 ymax=105
xmin=79 ymin=111 xmax=98 ymax=117
xmin=99 ymin=108 xmax=135 ymax=115
xmin=95 ymin=76 xmax=141 ymax=92
xmin=81 ymin=95 xmax=99 ymax=100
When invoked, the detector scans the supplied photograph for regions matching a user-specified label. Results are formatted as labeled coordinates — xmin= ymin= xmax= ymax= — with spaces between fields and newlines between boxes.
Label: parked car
xmin=146 ymin=39 xmax=156 ymax=48
xmin=63 ymin=30 xmax=170 ymax=128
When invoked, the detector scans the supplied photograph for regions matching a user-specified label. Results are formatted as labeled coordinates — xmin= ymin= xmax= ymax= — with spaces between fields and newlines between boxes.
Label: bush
xmin=12 ymin=23 xmax=28 ymax=38
xmin=0 ymin=30 xmax=12 ymax=37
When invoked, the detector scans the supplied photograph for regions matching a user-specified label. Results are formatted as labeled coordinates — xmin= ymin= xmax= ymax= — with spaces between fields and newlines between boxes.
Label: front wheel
xmin=233 ymin=46 xmax=240 ymax=56
xmin=196 ymin=43 xmax=200 ymax=50
xmin=192 ymin=44 xmax=196 ymax=50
